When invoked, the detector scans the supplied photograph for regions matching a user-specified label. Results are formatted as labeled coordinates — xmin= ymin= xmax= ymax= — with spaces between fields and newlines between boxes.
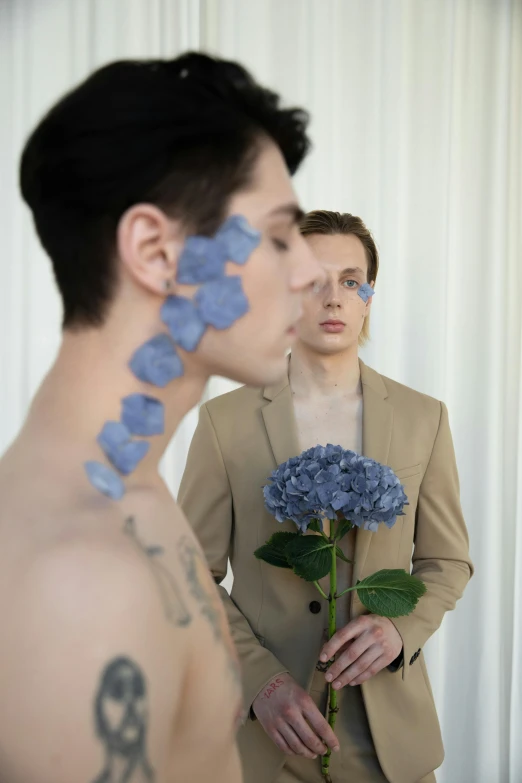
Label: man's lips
xmin=320 ymin=320 xmax=345 ymax=333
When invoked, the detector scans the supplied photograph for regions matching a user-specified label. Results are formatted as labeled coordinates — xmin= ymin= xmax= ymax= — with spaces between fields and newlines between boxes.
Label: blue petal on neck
xmin=84 ymin=461 xmax=126 ymax=500
xmin=160 ymin=296 xmax=206 ymax=352
xmin=129 ymin=333 xmax=184 ymax=386
xmin=97 ymin=421 xmax=150 ymax=476
xmin=121 ymin=394 xmax=165 ymax=436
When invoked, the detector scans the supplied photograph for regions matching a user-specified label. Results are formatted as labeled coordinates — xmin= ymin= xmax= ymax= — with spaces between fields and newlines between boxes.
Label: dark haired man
xmin=0 ymin=53 xmax=322 ymax=783
xmin=180 ymin=211 xmax=472 ymax=782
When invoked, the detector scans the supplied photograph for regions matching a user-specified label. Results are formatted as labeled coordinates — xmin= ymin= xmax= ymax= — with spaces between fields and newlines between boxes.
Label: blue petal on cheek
xmin=215 ymin=215 xmax=261 ymax=264
xmin=194 ymin=276 xmax=249 ymax=330
xmin=121 ymin=394 xmax=165 ymax=437
xmin=97 ymin=421 xmax=150 ymax=476
xmin=160 ymin=296 xmax=206 ymax=352
xmin=129 ymin=334 xmax=184 ymax=386
xmin=176 ymin=236 xmax=228 ymax=284
xmin=358 ymin=283 xmax=375 ymax=303
xmin=84 ymin=461 xmax=126 ymax=501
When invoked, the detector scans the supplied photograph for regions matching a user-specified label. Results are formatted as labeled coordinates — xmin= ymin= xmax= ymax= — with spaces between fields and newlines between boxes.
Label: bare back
xmin=0 ymin=446 xmax=242 ymax=783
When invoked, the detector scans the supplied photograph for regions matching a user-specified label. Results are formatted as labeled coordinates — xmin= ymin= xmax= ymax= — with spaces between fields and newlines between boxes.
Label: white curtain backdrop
xmin=1 ymin=1 xmax=521 ymax=780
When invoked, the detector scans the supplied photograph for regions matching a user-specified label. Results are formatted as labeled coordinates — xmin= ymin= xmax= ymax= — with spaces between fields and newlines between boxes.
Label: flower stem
xmin=321 ymin=544 xmax=338 ymax=782
xmin=313 ymin=581 xmax=329 ymax=601
xmin=335 ymin=585 xmax=357 ymax=600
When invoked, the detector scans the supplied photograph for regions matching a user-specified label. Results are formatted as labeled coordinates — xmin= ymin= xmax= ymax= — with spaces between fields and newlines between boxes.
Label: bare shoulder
xmin=0 ymin=507 xmax=187 ymax=783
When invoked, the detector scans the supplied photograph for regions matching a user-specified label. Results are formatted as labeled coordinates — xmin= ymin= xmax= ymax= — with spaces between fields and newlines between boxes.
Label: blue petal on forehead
xmin=176 ymin=236 xmax=228 ymax=285
xmin=121 ymin=394 xmax=165 ymax=437
xmin=97 ymin=421 xmax=150 ymax=476
xmin=84 ymin=461 xmax=126 ymax=501
xmin=195 ymin=275 xmax=249 ymax=330
xmin=215 ymin=215 xmax=261 ymax=264
xmin=358 ymin=283 xmax=375 ymax=303
xmin=129 ymin=334 xmax=183 ymax=387
xmin=160 ymin=296 xmax=206 ymax=352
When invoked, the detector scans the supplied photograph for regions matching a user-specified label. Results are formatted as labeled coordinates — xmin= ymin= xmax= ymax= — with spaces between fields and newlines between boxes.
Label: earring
xmin=164 ymin=279 xmax=172 ymax=293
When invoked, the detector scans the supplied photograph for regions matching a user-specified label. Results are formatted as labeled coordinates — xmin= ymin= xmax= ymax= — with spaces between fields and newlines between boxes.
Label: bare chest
xmin=292 ymin=392 xmax=363 ymax=455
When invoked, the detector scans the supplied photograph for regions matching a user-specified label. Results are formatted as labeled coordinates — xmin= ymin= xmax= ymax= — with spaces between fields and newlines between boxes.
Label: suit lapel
xmin=353 ymin=361 xmax=394 ymax=580
xmin=261 ymin=375 xmax=301 ymax=468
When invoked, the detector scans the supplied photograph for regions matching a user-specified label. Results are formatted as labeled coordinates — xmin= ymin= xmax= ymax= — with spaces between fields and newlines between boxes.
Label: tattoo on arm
xmin=124 ymin=517 xmax=192 ymax=628
xmin=91 ymin=656 xmax=154 ymax=783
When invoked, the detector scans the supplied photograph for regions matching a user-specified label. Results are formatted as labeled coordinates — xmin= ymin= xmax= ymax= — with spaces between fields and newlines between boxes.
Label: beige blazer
xmin=178 ymin=361 xmax=472 ymax=783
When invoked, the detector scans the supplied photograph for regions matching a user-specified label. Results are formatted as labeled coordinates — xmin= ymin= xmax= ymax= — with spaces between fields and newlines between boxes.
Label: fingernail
xmin=312 ymin=755 xmax=317 ymax=760
xmin=325 ymin=673 xmax=332 ymax=682
xmin=334 ymin=681 xmax=341 ymax=689
xmin=320 ymin=654 xmax=327 ymax=662
xmin=333 ymin=746 xmax=340 ymax=753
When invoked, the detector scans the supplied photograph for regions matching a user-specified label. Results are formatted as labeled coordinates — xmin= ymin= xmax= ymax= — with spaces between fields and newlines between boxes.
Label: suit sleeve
xmin=178 ymin=403 xmax=288 ymax=714
xmin=390 ymin=401 xmax=473 ymax=681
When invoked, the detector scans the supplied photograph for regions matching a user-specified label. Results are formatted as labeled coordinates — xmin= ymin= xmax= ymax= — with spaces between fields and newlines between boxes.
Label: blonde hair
xmin=300 ymin=210 xmax=379 ymax=345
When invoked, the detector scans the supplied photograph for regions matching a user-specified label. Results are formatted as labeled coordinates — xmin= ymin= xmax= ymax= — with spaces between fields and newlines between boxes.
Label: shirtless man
xmin=0 ymin=53 xmax=321 ymax=783
xmin=179 ymin=210 xmax=472 ymax=782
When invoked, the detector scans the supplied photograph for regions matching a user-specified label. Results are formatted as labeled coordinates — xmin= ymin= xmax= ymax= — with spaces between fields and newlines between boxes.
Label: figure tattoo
xmin=124 ymin=517 xmax=191 ymax=628
xmin=91 ymin=656 xmax=154 ymax=783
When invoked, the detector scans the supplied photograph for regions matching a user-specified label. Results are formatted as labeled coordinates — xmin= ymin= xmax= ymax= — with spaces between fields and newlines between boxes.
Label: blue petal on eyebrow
xmin=97 ymin=421 xmax=150 ymax=476
xmin=358 ymin=283 xmax=375 ymax=303
xmin=129 ymin=334 xmax=184 ymax=387
xmin=195 ymin=275 xmax=250 ymax=330
xmin=160 ymin=296 xmax=206 ymax=352
xmin=176 ymin=236 xmax=228 ymax=284
xmin=84 ymin=460 xmax=126 ymax=500
xmin=121 ymin=394 xmax=165 ymax=437
xmin=215 ymin=215 xmax=261 ymax=264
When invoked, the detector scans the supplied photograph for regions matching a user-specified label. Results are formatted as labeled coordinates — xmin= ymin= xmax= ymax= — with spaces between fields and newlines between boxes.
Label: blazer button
xmin=309 ymin=601 xmax=322 ymax=614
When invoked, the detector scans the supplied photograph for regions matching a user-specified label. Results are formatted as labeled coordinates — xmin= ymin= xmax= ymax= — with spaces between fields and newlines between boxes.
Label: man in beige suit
xmin=179 ymin=210 xmax=473 ymax=782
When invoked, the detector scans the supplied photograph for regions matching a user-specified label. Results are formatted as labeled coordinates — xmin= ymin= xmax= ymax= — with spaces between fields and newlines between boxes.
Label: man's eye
xmin=272 ymin=238 xmax=289 ymax=252
xmin=342 ymin=280 xmax=358 ymax=288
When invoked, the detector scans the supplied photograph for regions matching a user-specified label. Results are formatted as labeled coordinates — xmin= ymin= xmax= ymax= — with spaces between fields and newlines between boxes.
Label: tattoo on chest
xmin=91 ymin=656 xmax=154 ymax=783
xmin=124 ymin=517 xmax=191 ymax=628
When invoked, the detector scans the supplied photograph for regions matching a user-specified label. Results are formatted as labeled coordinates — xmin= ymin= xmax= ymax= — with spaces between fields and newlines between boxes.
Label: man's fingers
xmin=271 ymin=729 xmax=297 ymax=756
xmin=349 ymin=654 xmax=389 ymax=686
xmin=290 ymin=714 xmax=328 ymax=756
xmin=320 ymin=620 xmax=363 ymax=661
xmin=329 ymin=645 xmax=381 ymax=689
xmin=325 ymin=633 xmax=373 ymax=683
xmin=279 ymin=723 xmax=319 ymax=759
xmin=304 ymin=705 xmax=340 ymax=752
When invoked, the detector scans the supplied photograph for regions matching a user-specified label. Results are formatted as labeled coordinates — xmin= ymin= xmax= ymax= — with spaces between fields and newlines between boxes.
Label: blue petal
xmin=195 ymin=276 xmax=249 ymax=329
xmin=121 ymin=394 xmax=165 ymax=437
xmin=358 ymin=283 xmax=375 ymax=303
xmin=215 ymin=215 xmax=261 ymax=264
xmin=160 ymin=296 xmax=206 ymax=352
xmin=129 ymin=334 xmax=183 ymax=387
xmin=84 ymin=461 xmax=125 ymax=500
xmin=176 ymin=236 xmax=228 ymax=284
xmin=97 ymin=421 xmax=150 ymax=476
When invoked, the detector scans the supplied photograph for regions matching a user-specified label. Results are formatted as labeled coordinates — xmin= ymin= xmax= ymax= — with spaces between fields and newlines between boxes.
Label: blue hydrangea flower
xmin=84 ymin=461 xmax=126 ymax=501
xmin=263 ymin=444 xmax=408 ymax=533
xmin=358 ymin=283 xmax=375 ymax=303
xmin=195 ymin=276 xmax=249 ymax=329
xmin=160 ymin=295 xmax=206 ymax=352
xmin=176 ymin=236 xmax=228 ymax=285
xmin=97 ymin=421 xmax=150 ymax=476
xmin=129 ymin=334 xmax=183 ymax=387
xmin=121 ymin=394 xmax=165 ymax=437
xmin=215 ymin=215 xmax=261 ymax=264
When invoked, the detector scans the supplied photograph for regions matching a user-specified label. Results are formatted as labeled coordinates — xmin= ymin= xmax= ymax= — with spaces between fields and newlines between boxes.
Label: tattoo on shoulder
xmin=124 ymin=517 xmax=191 ymax=629
xmin=91 ymin=656 xmax=154 ymax=783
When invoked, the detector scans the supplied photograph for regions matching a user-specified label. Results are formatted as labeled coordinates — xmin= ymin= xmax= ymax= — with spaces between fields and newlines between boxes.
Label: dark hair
xmin=20 ymin=52 xmax=310 ymax=328
xmin=300 ymin=210 xmax=379 ymax=344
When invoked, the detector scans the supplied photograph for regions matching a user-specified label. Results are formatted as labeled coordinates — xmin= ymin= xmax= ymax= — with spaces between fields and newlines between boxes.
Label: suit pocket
xmin=394 ymin=463 xmax=422 ymax=481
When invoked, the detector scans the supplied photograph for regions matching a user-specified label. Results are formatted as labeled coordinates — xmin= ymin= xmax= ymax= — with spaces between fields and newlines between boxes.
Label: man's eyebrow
xmin=340 ymin=267 xmax=365 ymax=276
xmin=267 ymin=203 xmax=306 ymax=224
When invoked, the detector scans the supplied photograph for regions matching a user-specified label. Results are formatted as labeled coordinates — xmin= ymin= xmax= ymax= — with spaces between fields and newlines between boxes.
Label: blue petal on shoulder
xmin=160 ymin=296 xmax=206 ymax=352
xmin=84 ymin=460 xmax=126 ymax=500
xmin=195 ymin=276 xmax=249 ymax=330
xmin=176 ymin=236 xmax=228 ymax=284
xmin=215 ymin=215 xmax=261 ymax=264
xmin=129 ymin=334 xmax=183 ymax=386
xmin=97 ymin=421 xmax=150 ymax=476
xmin=121 ymin=394 xmax=165 ymax=437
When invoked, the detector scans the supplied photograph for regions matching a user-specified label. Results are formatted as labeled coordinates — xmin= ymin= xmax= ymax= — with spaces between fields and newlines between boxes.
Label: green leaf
xmin=355 ymin=569 xmax=427 ymax=618
xmin=336 ymin=519 xmax=354 ymax=540
xmin=335 ymin=545 xmax=353 ymax=564
xmin=254 ymin=532 xmax=299 ymax=569
xmin=285 ymin=535 xmax=333 ymax=582
xmin=308 ymin=519 xmax=323 ymax=534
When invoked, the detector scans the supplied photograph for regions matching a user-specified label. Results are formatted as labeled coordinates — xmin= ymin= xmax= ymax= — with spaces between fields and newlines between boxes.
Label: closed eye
xmin=272 ymin=238 xmax=289 ymax=252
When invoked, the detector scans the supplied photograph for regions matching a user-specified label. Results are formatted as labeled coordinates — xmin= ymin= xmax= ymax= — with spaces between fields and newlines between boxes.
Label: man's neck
xmin=289 ymin=341 xmax=361 ymax=400
xmin=20 ymin=325 xmax=207 ymax=488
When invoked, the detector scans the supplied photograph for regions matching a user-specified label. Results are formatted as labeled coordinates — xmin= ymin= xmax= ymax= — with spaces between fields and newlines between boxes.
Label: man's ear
xmin=116 ymin=204 xmax=184 ymax=295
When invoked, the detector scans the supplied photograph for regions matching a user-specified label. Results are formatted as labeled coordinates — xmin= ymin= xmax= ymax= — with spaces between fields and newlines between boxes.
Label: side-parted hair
xmin=20 ymin=52 xmax=311 ymax=329
xmin=299 ymin=210 xmax=379 ymax=345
